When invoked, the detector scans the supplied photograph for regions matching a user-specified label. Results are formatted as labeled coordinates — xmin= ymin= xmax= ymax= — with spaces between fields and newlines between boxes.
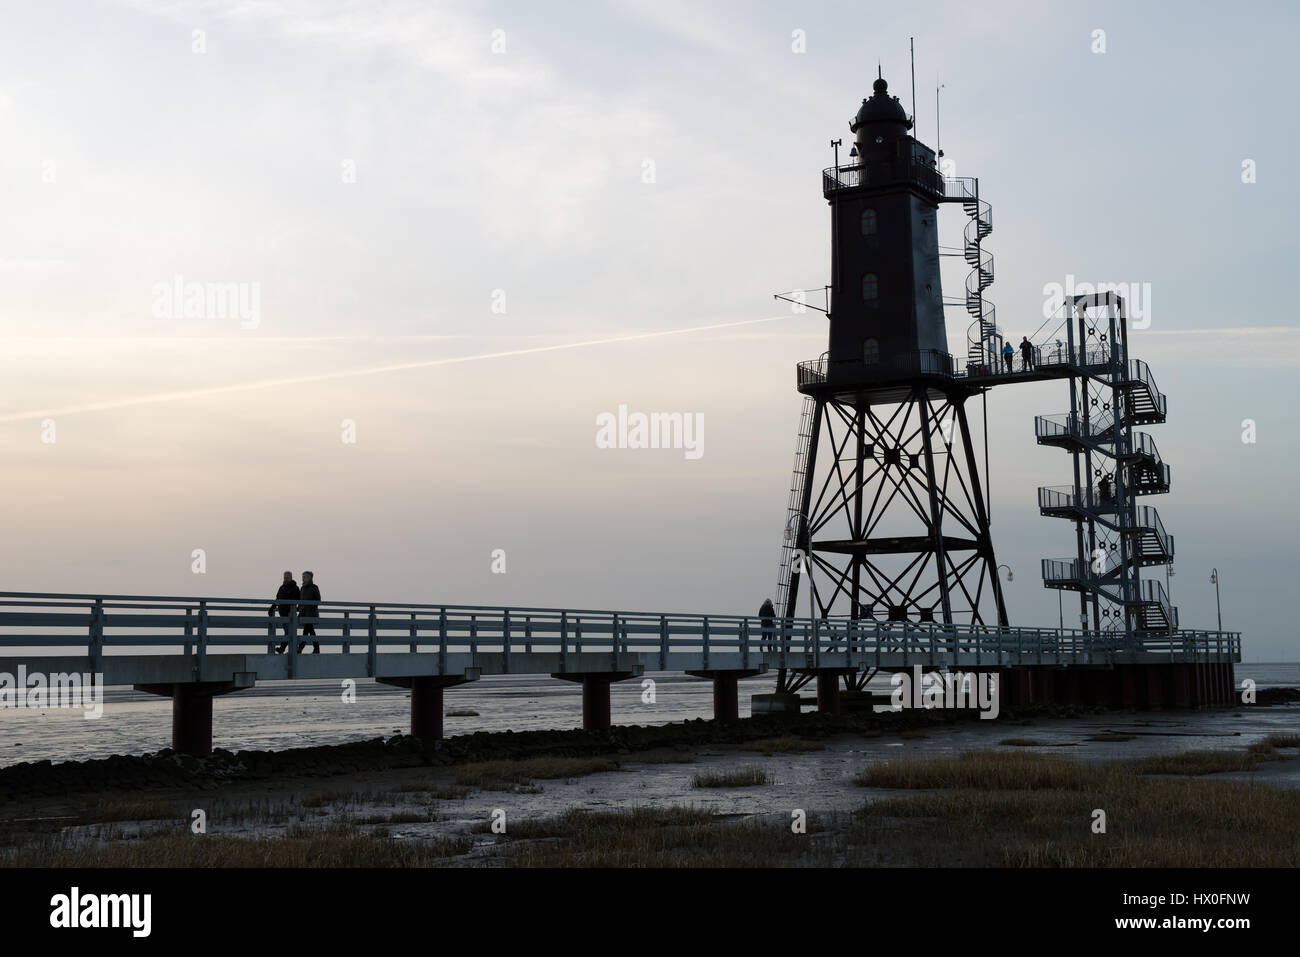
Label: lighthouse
xmin=776 ymin=74 xmax=1006 ymax=637
xmin=824 ymin=74 xmax=948 ymax=383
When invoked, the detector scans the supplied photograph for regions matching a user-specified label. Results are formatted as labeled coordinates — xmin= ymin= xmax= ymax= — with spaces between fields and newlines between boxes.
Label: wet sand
xmin=3 ymin=694 xmax=1298 ymax=866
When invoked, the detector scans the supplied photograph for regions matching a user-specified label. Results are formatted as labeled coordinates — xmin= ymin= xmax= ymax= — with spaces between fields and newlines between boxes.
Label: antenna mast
xmin=910 ymin=38 xmax=917 ymax=128
xmin=936 ymin=79 xmax=945 ymax=158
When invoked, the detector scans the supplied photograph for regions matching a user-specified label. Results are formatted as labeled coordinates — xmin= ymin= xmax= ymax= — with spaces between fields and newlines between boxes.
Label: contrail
xmin=0 ymin=315 xmax=787 ymax=423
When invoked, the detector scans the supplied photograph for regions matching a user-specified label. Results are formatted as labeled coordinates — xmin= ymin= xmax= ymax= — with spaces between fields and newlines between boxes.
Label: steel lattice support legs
xmin=783 ymin=385 xmax=1006 ymax=630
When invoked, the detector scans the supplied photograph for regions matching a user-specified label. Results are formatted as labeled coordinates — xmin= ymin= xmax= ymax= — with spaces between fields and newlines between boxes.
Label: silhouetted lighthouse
xmin=776 ymin=74 xmax=1006 ymax=641
xmin=825 ymin=74 xmax=948 ymax=382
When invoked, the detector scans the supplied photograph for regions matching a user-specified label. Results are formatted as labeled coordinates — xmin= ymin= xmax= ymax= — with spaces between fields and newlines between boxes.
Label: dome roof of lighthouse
xmin=851 ymin=75 xmax=912 ymax=132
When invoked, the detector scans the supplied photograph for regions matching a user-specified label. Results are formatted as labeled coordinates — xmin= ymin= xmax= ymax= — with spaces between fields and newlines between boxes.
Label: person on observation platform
xmin=269 ymin=571 xmax=299 ymax=654
xmin=1020 ymin=336 xmax=1034 ymax=371
xmin=1001 ymin=341 xmax=1014 ymax=373
xmin=759 ymin=597 xmax=776 ymax=651
xmin=299 ymin=570 xmax=321 ymax=654
xmin=1098 ymin=474 xmax=1114 ymax=504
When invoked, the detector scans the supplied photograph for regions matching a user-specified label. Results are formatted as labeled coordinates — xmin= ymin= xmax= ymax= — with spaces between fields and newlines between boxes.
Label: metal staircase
xmin=1118 ymin=359 xmax=1167 ymax=424
xmin=1036 ymin=292 xmax=1177 ymax=639
xmin=1136 ymin=579 xmax=1178 ymax=632
xmin=943 ymin=177 xmax=1003 ymax=370
xmin=1035 ymin=415 xmax=1172 ymax=495
xmin=776 ymin=395 xmax=818 ymax=615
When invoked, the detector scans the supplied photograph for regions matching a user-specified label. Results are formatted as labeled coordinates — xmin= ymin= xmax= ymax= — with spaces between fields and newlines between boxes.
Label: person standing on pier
xmin=1001 ymin=340 xmax=1014 ymax=373
xmin=270 ymin=570 xmax=299 ymax=654
xmin=759 ymin=597 xmax=775 ymax=652
xmin=299 ymin=571 xmax=321 ymax=654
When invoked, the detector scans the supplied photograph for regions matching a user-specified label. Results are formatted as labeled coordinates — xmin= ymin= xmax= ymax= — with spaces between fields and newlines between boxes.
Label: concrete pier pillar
xmin=713 ymin=673 xmax=739 ymax=722
xmin=172 ymin=684 xmax=214 ymax=757
xmin=816 ymin=673 xmax=839 ymax=715
xmin=582 ymin=675 xmax=612 ymax=730
xmin=686 ymin=670 xmax=762 ymax=723
xmin=816 ymin=670 xmax=849 ymax=715
xmin=552 ymin=671 xmax=637 ymax=731
xmin=376 ymin=674 xmax=477 ymax=741
xmin=411 ymin=678 xmax=445 ymax=740
xmin=135 ymin=678 xmax=254 ymax=757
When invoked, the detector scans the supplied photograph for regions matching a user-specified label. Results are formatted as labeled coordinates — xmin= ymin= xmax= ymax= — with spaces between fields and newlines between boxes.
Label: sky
xmin=0 ymin=0 xmax=1296 ymax=660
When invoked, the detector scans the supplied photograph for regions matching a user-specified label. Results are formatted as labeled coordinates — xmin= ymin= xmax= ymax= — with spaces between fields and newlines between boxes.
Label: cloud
xmin=0 ymin=315 xmax=785 ymax=422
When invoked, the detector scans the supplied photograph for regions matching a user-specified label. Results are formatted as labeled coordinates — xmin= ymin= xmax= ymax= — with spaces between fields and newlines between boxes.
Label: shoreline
xmin=3 ymin=688 xmax=1297 ymax=800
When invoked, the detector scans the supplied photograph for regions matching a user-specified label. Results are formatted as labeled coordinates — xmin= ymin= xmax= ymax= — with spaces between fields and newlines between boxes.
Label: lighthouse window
xmin=861 ymin=208 xmax=877 ymax=235
xmin=863 ymin=338 xmax=880 ymax=364
xmin=862 ymin=273 xmax=879 ymax=300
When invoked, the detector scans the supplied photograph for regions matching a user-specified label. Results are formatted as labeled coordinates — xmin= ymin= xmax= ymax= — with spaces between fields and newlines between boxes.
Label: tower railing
xmin=798 ymin=351 xmax=957 ymax=388
xmin=942 ymin=177 xmax=978 ymax=201
xmin=1034 ymin=412 xmax=1116 ymax=443
xmin=1038 ymin=485 xmax=1113 ymax=512
xmin=1042 ymin=557 xmax=1084 ymax=585
xmin=796 ymin=342 xmax=1127 ymax=390
xmin=822 ymin=163 xmax=944 ymax=198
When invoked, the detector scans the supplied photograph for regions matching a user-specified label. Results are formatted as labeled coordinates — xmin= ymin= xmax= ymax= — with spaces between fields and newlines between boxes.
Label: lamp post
xmin=1210 ymin=568 xmax=1223 ymax=633
xmin=830 ymin=138 xmax=842 ymax=171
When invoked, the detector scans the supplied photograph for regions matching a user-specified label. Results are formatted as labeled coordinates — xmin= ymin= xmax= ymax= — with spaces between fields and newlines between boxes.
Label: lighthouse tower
xmin=825 ymin=74 xmax=948 ymax=382
xmin=775 ymin=75 xmax=1007 ymax=650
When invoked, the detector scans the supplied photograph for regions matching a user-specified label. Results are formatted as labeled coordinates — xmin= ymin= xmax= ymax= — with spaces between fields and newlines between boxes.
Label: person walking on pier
xmin=299 ymin=571 xmax=321 ymax=654
xmin=1019 ymin=336 xmax=1034 ymax=371
xmin=270 ymin=571 xmax=299 ymax=654
xmin=1001 ymin=340 xmax=1014 ymax=373
xmin=759 ymin=597 xmax=775 ymax=652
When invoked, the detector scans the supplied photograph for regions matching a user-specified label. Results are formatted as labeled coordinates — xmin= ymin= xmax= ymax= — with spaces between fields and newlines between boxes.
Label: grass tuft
xmin=691 ymin=767 xmax=770 ymax=788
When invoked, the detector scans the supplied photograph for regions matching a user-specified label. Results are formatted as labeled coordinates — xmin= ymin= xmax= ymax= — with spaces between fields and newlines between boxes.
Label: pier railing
xmin=0 ymin=592 xmax=1242 ymax=676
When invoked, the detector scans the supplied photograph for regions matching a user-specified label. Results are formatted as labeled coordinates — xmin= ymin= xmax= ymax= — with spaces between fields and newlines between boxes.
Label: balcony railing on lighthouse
xmin=822 ymin=162 xmax=945 ymax=198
